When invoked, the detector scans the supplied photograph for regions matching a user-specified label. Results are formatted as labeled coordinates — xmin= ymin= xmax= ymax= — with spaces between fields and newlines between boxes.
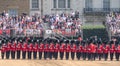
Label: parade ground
xmin=0 ymin=59 xmax=120 ymax=66
xmin=0 ymin=52 xmax=120 ymax=66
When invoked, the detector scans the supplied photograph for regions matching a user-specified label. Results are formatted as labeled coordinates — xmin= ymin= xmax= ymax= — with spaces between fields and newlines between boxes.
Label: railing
xmin=0 ymin=28 xmax=44 ymax=37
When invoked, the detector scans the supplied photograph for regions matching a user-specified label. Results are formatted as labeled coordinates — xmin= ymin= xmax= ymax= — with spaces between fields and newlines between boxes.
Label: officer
xmin=6 ymin=41 xmax=12 ymax=59
xmin=11 ymin=41 xmax=16 ymax=59
xmin=33 ymin=41 xmax=39 ymax=59
xmin=65 ymin=40 xmax=71 ymax=60
xmin=28 ymin=41 xmax=33 ymax=59
xmin=22 ymin=41 xmax=28 ymax=59
xmin=16 ymin=41 xmax=22 ymax=59
xmin=39 ymin=41 xmax=44 ymax=59
xmin=60 ymin=40 xmax=65 ymax=60
xmin=1 ymin=43 xmax=6 ymax=59
xmin=54 ymin=40 xmax=60 ymax=60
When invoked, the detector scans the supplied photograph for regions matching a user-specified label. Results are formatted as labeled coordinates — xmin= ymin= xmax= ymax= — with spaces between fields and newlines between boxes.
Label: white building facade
xmin=29 ymin=0 xmax=120 ymax=15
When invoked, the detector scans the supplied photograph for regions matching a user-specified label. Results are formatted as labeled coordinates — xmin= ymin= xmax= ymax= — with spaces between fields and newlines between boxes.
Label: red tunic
xmin=22 ymin=43 xmax=28 ymax=52
xmin=7 ymin=43 xmax=12 ymax=51
xmin=54 ymin=43 xmax=60 ymax=52
xmin=78 ymin=45 xmax=83 ymax=52
xmin=49 ymin=44 xmax=55 ymax=52
xmin=116 ymin=45 xmax=120 ymax=53
xmin=28 ymin=44 xmax=33 ymax=52
xmin=60 ymin=43 xmax=65 ymax=52
xmin=65 ymin=44 xmax=71 ymax=52
xmin=44 ymin=44 xmax=49 ymax=52
xmin=33 ymin=44 xmax=39 ymax=52
xmin=17 ymin=43 xmax=22 ymax=51
xmin=1 ymin=44 xmax=7 ymax=52
xmin=71 ymin=44 xmax=77 ymax=52
xmin=39 ymin=43 xmax=44 ymax=52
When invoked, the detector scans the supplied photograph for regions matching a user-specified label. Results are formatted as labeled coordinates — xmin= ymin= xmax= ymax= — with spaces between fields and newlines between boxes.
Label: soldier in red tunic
xmin=76 ymin=43 xmax=83 ymax=60
xmin=28 ymin=43 xmax=33 ymax=59
xmin=49 ymin=42 xmax=55 ymax=59
xmin=17 ymin=41 xmax=22 ymax=59
xmin=11 ymin=42 xmax=16 ymax=59
xmin=33 ymin=42 xmax=39 ymax=59
xmin=1 ymin=43 xmax=7 ymax=59
xmin=39 ymin=42 xmax=44 ymax=59
xmin=103 ymin=43 xmax=110 ymax=61
xmin=115 ymin=43 xmax=120 ymax=61
xmin=44 ymin=43 xmax=49 ymax=60
xmin=65 ymin=41 xmax=71 ymax=60
xmin=6 ymin=42 xmax=12 ymax=59
xmin=97 ymin=44 xmax=103 ymax=60
xmin=54 ymin=41 xmax=60 ymax=60
xmin=60 ymin=42 xmax=65 ymax=60
xmin=110 ymin=43 xmax=115 ymax=61
xmin=22 ymin=42 xmax=28 ymax=59
xmin=71 ymin=42 xmax=76 ymax=60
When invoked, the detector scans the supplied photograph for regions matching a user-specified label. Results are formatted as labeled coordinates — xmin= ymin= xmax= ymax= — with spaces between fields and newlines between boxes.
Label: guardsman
xmin=83 ymin=43 xmax=87 ymax=60
xmin=22 ymin=42 xmax=28 ymax=59
xmin=33 ymin=42 xmax=39 ymax=59
xmin=71 ymin=43 xmax=76 ymax=60
xmin=97 ymin=44 xmax=103 ymax=60
xmin=65 ymin=43 xmax=71 ymax=60
xmin=110 ymin=43 xmax=115 ymax=61
xmin=115 ymin=43 xmax=120 ymax=61
xmin=6 ymin=42 xmax=11 ymax=59
xmin=103 ymin=43 xmax=110 ymax=61
xmin=11 ymin=42 xmax=16 ymax=59
xmin=87 ymin=43 xmax=91 ymax=60
xmin=90 ymin=43 xmax=97 ymax=60
xmin=28 ymin=43 xmax=33 ymax=59
xmin=44 ymin=43 xmax=49 ymax=60
xmin=39 ymin=42 xmax=44 ymax=59
xmin=49 ymin=42 xmax=55 ymax=59
xmin=76 ymin=43 xmax=83 ymax=60
xmin=1 ymin=44 xmax=6 ymax=59
xmin=54 ymin=42 xmax=60 ymax=60
xmin=16 ymin=41 xmax=22 ymax=59
xmin=60 ymin=42 xmax=65 ymax=60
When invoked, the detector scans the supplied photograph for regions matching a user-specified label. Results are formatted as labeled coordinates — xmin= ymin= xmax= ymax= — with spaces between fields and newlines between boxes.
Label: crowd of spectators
xmin=0 ymin=10 xmax=82 ymax=37
xmin=106 ymin=12 xmax=120 ymax=36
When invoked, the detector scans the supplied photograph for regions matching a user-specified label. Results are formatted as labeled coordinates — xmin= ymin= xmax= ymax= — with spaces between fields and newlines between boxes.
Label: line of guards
xmin=0 ymin=37 xmax=120 ymax=61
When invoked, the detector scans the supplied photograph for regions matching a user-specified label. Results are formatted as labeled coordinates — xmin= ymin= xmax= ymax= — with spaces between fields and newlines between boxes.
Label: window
xmin=8 ymin=9 xmax=18 ymax=16
xmin=32 ymin=0 xmax=39 ymax=9
xmin=103 ymin=0 xmax=110 ymax=11
xmin=53 ymin=0 xmax=71 ymax=8
xmin=85 ymin=0 xmax=93 ymax=11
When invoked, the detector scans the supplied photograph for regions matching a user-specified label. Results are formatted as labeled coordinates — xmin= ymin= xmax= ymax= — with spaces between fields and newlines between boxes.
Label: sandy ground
xmin=0 ymin=52 xmax=120 ymax=66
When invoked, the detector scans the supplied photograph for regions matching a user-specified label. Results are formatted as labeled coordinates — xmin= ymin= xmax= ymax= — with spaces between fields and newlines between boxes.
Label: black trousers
xmin=76 ymin=52 xmax=81 ymax=60
xmin=54 ymin=52 xmax=58 ymax=60
xmin=1 ymin=52 xmax=5 ymax=59
xmin=44 ymin=51 xmax=49 ymax=60
xmin=110 ymin=53 xmax=114 ymax=61
xmin=28 ymin=51 xmax=32 ymax=59
xmin=22 ymin=51 xmax=26 ymax=59
xmin=11 ymin=51 xmax=15 ymax=59
xmin=60 ymin=52 xmax=64 ymax=60
xmin=71 ymin=52 xmax=75 ymax=60
xmin=88 ymin=53 xmax=91 ymax=60
xmin=91 ymin=53 xmax=96 ymax=60
xmin=104 ymin=53 xmax=108 ymax=61
xmin=17 ymin=51 xmax=21 ymax=59
xmin=33 ymin=52 xmax=37 ymax=59
xmin=6 ymin=51 xmax=10 ymax=59
xmin=83 ymin=52 xmax=87 ymax=60
xmin=66 ymin=52 xmax=69 ymax=60
xmin=98 ymin=53 xmax=102 ymax=60
xmin=115 ymin=53 xmax=120 ymax=61
xmin=49 ymin=52 xmax=54 ymax=59
xmin=39 ymin=52 xmax=42 ymax=59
